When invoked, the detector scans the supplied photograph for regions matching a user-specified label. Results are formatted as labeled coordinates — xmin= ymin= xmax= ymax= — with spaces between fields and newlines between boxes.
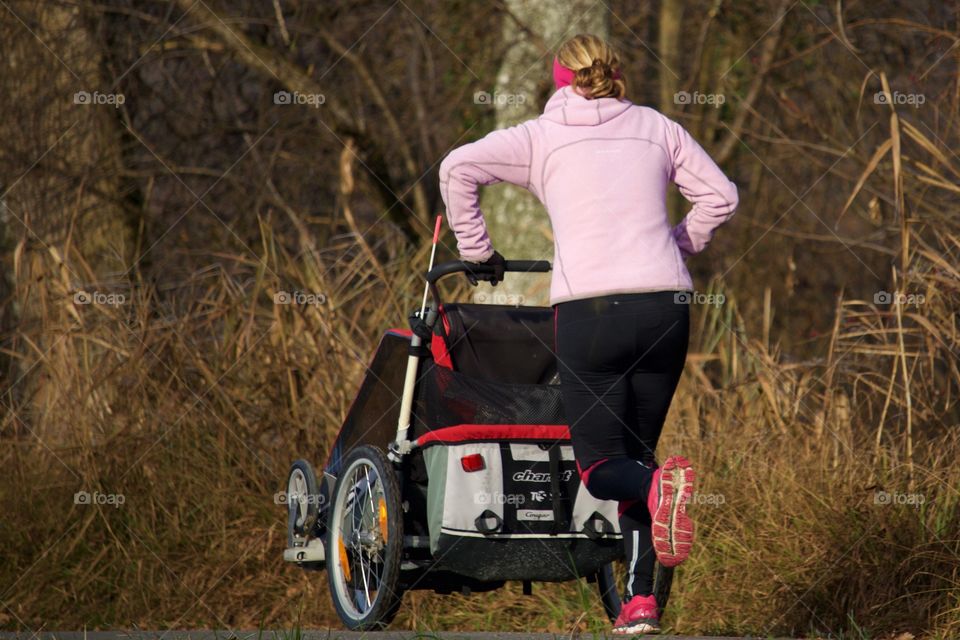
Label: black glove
xmin=464 ymin=250 xmax=506 ymax=287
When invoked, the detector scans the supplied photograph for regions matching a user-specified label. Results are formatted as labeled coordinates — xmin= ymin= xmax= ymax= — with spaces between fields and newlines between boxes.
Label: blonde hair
xmin=556 ymin=34 xmax=626 ymax=100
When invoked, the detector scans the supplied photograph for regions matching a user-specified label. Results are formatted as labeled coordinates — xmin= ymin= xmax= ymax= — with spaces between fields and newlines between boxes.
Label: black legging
xmin=553 ymin=291 xmax=689 ymax=598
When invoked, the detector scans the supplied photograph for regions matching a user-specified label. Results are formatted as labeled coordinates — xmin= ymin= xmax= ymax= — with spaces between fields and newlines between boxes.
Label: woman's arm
xmin=439 ymin=123 xmax=533 ymax=262
xmin=665 ymin=118 xmax=739 ymax=259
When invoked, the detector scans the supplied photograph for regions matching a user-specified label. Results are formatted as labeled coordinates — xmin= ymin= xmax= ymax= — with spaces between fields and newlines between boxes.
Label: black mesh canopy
xmin=411 ymin=361 xmax=564 ymax=436
xmin=437 ymin=303 xmax=559 ymax=385
xmin=327 ymin=304 xmax=566 ymax=475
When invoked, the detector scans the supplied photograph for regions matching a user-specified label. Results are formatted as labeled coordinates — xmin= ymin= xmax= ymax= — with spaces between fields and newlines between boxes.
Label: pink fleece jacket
xmin=438 ymin=85 xmax=739 ymax=306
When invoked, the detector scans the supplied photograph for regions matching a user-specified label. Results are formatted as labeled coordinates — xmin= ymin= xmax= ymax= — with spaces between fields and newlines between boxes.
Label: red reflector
xmin=461 ymin=454 xmax=485 ymax=472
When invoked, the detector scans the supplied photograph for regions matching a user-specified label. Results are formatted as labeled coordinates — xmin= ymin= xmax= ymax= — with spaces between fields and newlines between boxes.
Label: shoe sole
xmin=651 ymin=455 xmax=695 ymax=568
xmin=612 ymin=620 xmax=660 ymax=635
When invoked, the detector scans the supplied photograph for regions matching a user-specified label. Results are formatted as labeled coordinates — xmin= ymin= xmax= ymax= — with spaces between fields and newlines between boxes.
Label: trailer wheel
xmin=326 ymin=445 xmax=403 ymax=630
xmin=286 ymin=459 xmax=320 ymax=549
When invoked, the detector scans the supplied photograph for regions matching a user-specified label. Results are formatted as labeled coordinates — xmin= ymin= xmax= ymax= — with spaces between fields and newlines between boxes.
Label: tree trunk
xmin=0 ymin=0 xmax=133 ymax=442
xmin=659 ymin=0 xmax=685 ymax=222
xmin=479 ymin=0 xmax=608 ymax=306
xmin=658 ymin=0 xmax=685 ymax=116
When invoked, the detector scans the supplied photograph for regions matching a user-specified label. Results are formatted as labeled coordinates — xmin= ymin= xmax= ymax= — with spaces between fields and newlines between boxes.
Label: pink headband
xmin=553 ymin=57 xmax=576 ymax=89
xmin=553 ymin=57 xmax=622 ymax=91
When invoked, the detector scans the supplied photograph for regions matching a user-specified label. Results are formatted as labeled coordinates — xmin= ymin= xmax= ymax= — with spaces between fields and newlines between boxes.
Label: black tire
xmin=653 ymin=563 xmax=675 ymax=615
xmin=596 ymin=561 xmax=674 ymax=622
xmin=596 ymin=562 xmax=621 ymax=622
xmin=286 ymin=459 xmax=320 ymax=549
xmin=326 ymin=445 xmax=404 ymax=630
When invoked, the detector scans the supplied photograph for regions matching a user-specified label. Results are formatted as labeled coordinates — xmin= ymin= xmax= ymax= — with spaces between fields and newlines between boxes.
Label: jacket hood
xmin=540 ymin=85 xmax=633 ymax=126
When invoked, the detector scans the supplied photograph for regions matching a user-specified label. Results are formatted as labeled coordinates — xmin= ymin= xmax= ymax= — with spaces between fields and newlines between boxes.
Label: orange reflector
xmin=378 ymin=497 xmax=389 ymax=542
xmin=461 ymin=453 xmax=485 ymax=472
xmin=338 ymin=538 xmax=351 ymax=581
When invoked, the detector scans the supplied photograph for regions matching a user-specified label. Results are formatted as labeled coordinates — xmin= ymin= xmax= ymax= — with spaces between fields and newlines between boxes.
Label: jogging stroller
xmin=281 ymin=257 xmax=674 ymax=630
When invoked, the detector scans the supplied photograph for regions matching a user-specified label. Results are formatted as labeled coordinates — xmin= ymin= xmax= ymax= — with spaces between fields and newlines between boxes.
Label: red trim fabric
xmin=416 ymin=423 xmax=570 ymax=446
xmin=438 ymin=302 xmax=451 ymax=335
xmin=385 ymin=327 xmax=452 ymax=369
xmin=431 ymin=332 xmax=453 ymax=369
xmin=432 ymin=303 xmax=453 ymax=369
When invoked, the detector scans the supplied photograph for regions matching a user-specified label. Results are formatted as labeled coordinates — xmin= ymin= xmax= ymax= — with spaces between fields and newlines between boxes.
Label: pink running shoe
xmin=647 ymin=455 xmax=696 ymax=567
xmin=612 ymin=594 xmax=660 ymax=635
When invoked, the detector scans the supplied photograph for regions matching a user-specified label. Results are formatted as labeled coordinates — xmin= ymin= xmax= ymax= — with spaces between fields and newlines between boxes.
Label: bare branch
xmin=715 ymin=0 xmax=792 ymax=165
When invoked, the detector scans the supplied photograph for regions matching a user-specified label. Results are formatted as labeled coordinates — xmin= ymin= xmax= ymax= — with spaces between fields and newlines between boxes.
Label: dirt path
xmin=0 ymin=632 xmax=799 ymax=640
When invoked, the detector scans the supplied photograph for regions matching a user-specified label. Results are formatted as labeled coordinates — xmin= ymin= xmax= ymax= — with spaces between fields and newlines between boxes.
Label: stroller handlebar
xmin=425 ymin=259 xmax=551 ymax=284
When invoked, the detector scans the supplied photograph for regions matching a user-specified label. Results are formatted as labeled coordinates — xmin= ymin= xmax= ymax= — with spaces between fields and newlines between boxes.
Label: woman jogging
xmin=439 ymin=34 xmax=738 ymax=635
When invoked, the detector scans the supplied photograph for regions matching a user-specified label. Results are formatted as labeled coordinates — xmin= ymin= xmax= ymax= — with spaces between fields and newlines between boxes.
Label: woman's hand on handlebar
xmin=464 ymin=250 xmax=506 ymax=286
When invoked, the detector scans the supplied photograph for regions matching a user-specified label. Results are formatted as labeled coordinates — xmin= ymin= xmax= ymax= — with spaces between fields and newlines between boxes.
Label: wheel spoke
xmin=341 ymin=463 xmax=376 ymax=614
xmin=363 ymin=467 xmax=377 ymax=530
xmin=358 ymin=541 xmax=372 ymax=609
xmin=349 ymin=468 xmax=361 ymax=533
xmin=359 ymin=465 xmax=377 ymax=610
xmin=343 ymin=467 xmax=362 ymax=598
xmin=366 ymin=468 xmax=385 ymax=595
